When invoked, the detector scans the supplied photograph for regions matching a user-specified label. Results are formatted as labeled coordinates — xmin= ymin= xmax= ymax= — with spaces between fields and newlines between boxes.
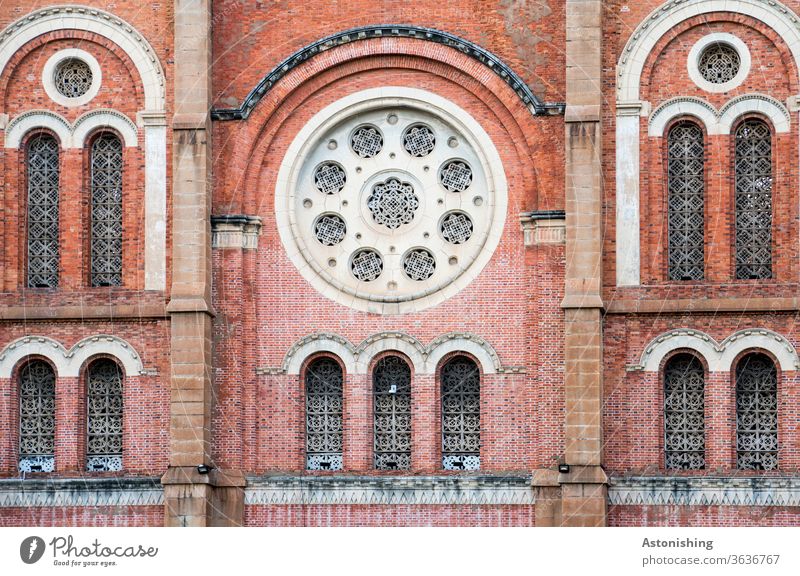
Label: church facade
xmin=0 ymin=0 xmax=799 ymax=527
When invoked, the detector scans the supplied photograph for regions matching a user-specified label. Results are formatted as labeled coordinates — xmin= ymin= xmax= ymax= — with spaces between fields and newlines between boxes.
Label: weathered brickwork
xmin=1 ymin=0 xmax=799 ymax=527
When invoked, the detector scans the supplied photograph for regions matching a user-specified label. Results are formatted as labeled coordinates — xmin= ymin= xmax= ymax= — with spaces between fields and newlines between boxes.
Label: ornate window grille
xmin=306 ymin=357 xmax=343 ymax=470
xmin=373 ymin=356 xmax=412 ymax=470
xmin=91 ymin=134 xmax=123 ymax=286
xmin=86 ymin=359 xmax=123 ymax=472
xmin=27 ymin=134 xmax=60 ymax=288
xmin=735 ymin=120 xmax=773 ymax=279
xmin=736 ymin=353 xmax=778 ymax=470
xmin=667 ymin=122 xmax=705 ymax=281
xmin=698 ymin=44 xmax=740 ymax=84
xmin=441 ymin=356 xmax=480 ymax=470
xmin=664 ymin=354 xmax=705 ymax=469
xmin=19 ymin=361 xmax=56 ymax=473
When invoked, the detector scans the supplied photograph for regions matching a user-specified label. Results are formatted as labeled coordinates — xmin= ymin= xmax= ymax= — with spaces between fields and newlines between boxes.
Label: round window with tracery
xmin=54 ymin=58 xmax=94 ymax=98
xmin=698 ymin=44 xmax=740 ymax=84
xmin=275 ymin=88 xmax=508 ymax=313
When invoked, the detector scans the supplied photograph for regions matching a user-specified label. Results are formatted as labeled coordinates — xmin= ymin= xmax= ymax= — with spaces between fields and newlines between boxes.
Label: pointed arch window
xmin=667 ymin=122 xmax=705 ymax=281
xmin=19 ymin=360 xmax=56 ymax=472
xmin=736 ymin=353 xmax=778 ymax=470
xmin=441 ymin=356 xmax=480 ymax=470
xmin=306 ymin=357 xmax=343 ymax=470
xmin=735 ymin=119 xmax=773 ymax=279
xmin=86 ymin=359 xmax=124 ymax=471
xmin=373 ymin=356 xmax=412 ymax=470
xmin=90 ymin=133 xmax=123 ymax=286
xmin=27 ymin=134 xmax=60 ymax=288
xmin=664 ymin=354 xmax=705 ymax=469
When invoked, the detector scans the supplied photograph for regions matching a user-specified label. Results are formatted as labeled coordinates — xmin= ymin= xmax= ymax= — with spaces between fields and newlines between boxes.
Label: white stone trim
xmin=275 ymin=87 xmax=508 ymax=315
xmin=4 ymin=110 xmax=71 ymax=147
xmin=687 ymin=33 xmax=751 ymax=94
xmin=648 ymin=97 xmax=718 ymax=136
xmin=609 ymin=476 xmax=800 ymax=507
xmin=616 ymin=112 xmax=641 ymax=286
xmin=278 ymin=331 xmax=505 ymax=375
xmin=281 ymin=333 xmax=358 ymax=375
xmin=648 ymin=94 xmax=791 ymax=136
xmin=0 ymin=478 xmax=163 ymax=507
xmin=0 ymin=334 xmax=149 ymax=378
xmin=5 ymin=108 xmax=138 ymax=148
xmin=211 ymin=216 xmax=263 ymax=250
xmin=628 ymin=328 xmax=800 ymax=372
xmin=72 ymin=109 xmax=138 ymax=147
xmin=617 ymin=0 xmax=800 ymax=103
xmin=354 ymin=333 xmax=427 ymax=374
xmin=0 ymin=5 xmax=166 ymax=112
xmin=718 ymin=94 xmax=792 ymax=133
xmin=142 ymin=116 xmax=167 ymax=291
xmin=245 ymin=475 xmax=534 ymax=505
xmin=41 ymin=48 xmax=102 ymax=107
xmin=615 ymin=0 xmax=800 ymax=286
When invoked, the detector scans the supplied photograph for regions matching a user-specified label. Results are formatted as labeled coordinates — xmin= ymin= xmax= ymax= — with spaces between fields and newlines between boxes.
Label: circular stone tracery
xmin=276 ymin=88 xmax=507 ymax=313
xmin=698 ymin=43 xmax=740 ymax=84
xmin=54 ymin=58 xmax=93 ymax=98
xmin=367 ymin=178 xmax=419 ymax=229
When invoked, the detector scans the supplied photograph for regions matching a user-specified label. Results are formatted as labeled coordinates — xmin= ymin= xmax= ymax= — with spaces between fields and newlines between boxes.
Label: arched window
xmin=18 ymin=360 xmax=56 ymax=472
xmin=373 ymin=356 xmax=411 ymax=470
xmin=735 ymin=119 xmax=772 ymax=279
xmin=90 ymin=133 xmax=123 ymax=286
xmin=27 ymin=134 xmax=60 ymax=288
xmin=441 ymin=356 xmax=480 ymax=470
xmin=305 ymin=357 xmax=343 ymax=470
xmin=736 ymin=353 xmax=778 ymax=470
xmin=663 ymin=354 xmax=705 ymax=469
xmin=667 ymin=122 xmax=704 ymax=281
xmin=86 ymin=359 xmax=123 ymax=471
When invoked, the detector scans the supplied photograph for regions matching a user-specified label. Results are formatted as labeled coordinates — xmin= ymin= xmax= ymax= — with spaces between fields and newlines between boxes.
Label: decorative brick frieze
xmin=245 ymin=475 xmax=534 ymax=506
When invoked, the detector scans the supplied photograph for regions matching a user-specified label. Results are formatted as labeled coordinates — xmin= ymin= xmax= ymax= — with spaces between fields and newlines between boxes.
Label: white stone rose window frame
xmin=687 ymin=33 xmax=751 ymax=94
xmin=42 ymin=49 xmax=102 ymax=107
xmin=275 ymin=88 xmax=508 ymax=314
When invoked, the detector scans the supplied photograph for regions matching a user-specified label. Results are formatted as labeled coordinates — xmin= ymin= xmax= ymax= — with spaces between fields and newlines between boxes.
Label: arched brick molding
xmin=615 ymin=0 xmax=800 ymax=286
xmin=0 ymin=5 xmax=167 ymax=290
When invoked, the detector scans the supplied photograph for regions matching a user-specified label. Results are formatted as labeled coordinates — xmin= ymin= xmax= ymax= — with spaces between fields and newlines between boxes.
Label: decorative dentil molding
xmin=211 ymin=215 xmax=263 ymax=250
xmin=0 ymin=334 xmax=151 ymax=378
xmin=627 ymin=328 xmax=800 ymax=372
xmin=245 ymin=475 xmax=534 ymax=506
xmin=609 ymin=476 xmax=800 ymax=507
xmin=260 ymin=331 xmax=519 ymax=376
xmin=519 ymin=211 xmax=566 ymax=247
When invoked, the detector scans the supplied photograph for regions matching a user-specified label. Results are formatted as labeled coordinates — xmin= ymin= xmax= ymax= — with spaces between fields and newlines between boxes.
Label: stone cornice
xmin=210 ymin=25 xmax=565 ymax=121
xmin=0 ymin=477 xmax=163 ymax=507
xmin=245 ymin=474 xmax=534 ymax=506
xmin=609 ymin=476 xmax=800 ymax=507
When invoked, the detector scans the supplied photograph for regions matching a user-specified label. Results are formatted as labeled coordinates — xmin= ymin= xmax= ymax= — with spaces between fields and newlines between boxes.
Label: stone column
xmin=560 ymin=0 xmax=607 ymax=526
xmin=162 ymin=0 xmax=244 ymax=527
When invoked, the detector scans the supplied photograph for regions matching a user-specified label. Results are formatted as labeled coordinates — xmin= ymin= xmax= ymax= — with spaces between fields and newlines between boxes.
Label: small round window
xmin=54 ymin=58 xmax=93 ymax=98
xmin=698 ymin=44 xmax=740 ymax=85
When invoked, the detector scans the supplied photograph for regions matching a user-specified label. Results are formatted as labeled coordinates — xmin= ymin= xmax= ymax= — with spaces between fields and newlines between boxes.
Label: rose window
xmin=698 ymin=44 xmax=740 ymax=84
xmin=276 ymin=89 xmax=507 ymax=313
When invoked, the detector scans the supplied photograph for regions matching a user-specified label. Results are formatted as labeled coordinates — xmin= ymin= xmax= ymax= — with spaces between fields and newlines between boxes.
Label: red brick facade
xmin=0 ymin=0 xmax=798 ymax=527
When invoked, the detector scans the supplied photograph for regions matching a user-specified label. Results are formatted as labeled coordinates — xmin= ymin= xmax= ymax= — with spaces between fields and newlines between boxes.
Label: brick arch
xmin=618 ymin=0 xmax=800 ymax=103
xmin=0 ymin=6 xmax=164 ymax=111
xmin=215 ymin=38 xmax=551 ymax=215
